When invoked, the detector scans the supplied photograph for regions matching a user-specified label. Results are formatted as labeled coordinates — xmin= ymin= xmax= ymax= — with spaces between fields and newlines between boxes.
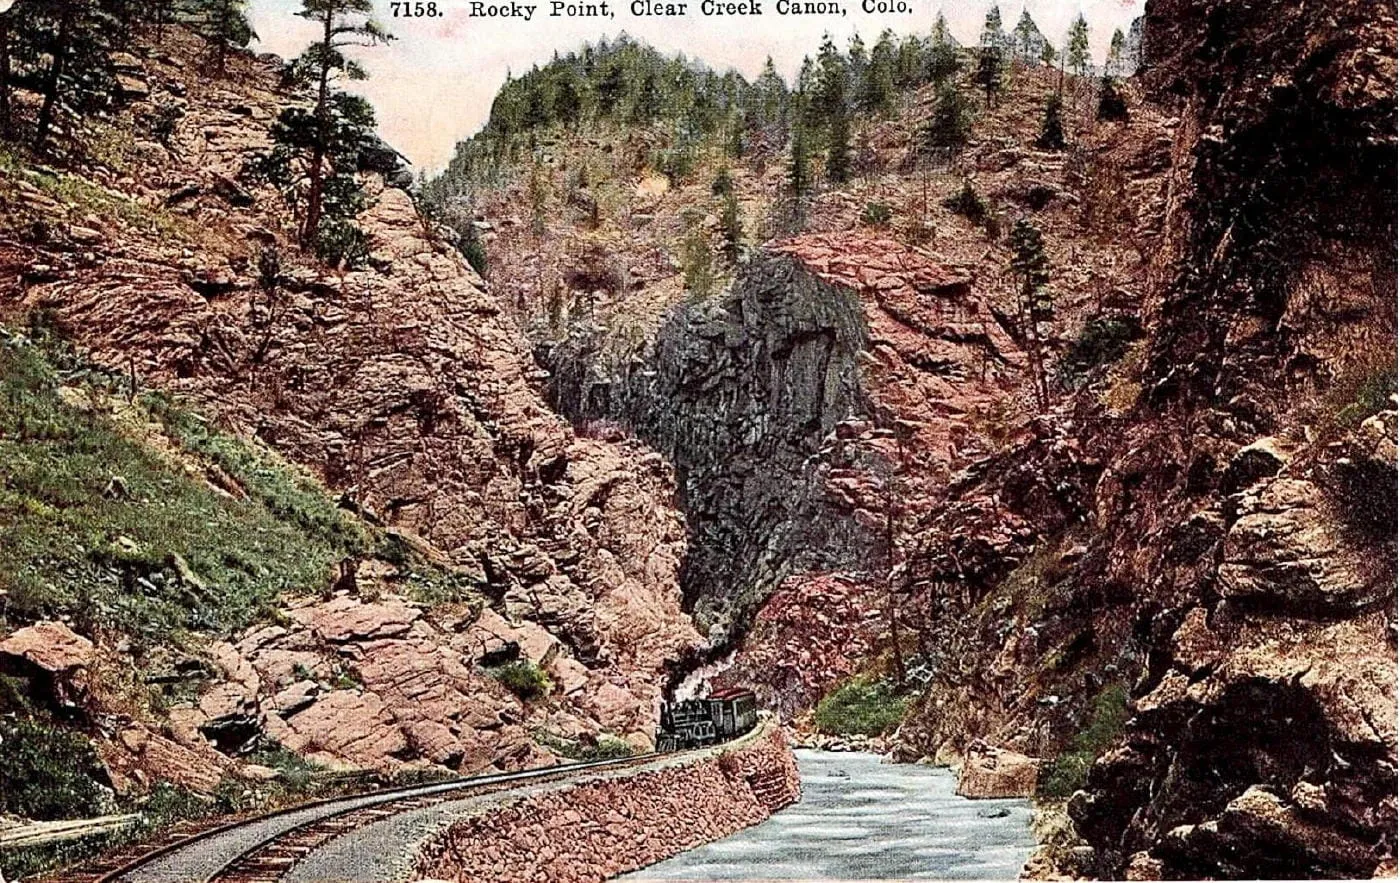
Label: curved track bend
xmin=83 ymin=753 xmax=663 ymax=883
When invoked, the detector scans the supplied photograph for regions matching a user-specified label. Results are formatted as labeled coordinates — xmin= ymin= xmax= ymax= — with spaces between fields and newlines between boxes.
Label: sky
xmin=247 ymin=0 xmax=1146 ymax=172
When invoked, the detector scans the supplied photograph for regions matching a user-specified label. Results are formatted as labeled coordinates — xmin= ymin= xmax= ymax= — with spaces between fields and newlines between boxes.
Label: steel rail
xmin=96 ymin=752 xmax=663 ymax=883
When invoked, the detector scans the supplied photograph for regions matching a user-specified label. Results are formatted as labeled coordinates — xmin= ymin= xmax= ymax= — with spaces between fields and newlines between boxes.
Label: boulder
xmin=290 ymin=595 xmax=421 ymax=643
xmin=0 ymin=622 xmax=95 ymax=672
xmin=1219 ymin=478 xmax=1385 ymax=611
xmin=955 ymin=742 xmax=1040 ymax=798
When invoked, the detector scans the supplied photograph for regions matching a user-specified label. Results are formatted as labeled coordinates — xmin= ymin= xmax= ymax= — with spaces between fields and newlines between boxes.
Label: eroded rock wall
xmin=892 ymin=0 xmax=1397 ymax=877
xmin=544 ymin=232 xmax=1026 ymax=669
xmin=0 ymin=29 xmax=700 ymax=777
xmin=1068 ymin=0 xmax=1398 ymax=876
xmin=413 ymin=721 xmax=800 ymax=883
xmin=544 ymin=247 xmax=875 ymax=641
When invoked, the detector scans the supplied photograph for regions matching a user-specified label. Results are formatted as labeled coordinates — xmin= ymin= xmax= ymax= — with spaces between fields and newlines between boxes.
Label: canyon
xmin=0 ymin=0 xmax=1394 ymax=879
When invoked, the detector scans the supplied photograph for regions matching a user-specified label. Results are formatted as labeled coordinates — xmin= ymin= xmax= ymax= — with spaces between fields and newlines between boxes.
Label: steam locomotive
xmin=655 ymin=687 xmax=759 ymax=751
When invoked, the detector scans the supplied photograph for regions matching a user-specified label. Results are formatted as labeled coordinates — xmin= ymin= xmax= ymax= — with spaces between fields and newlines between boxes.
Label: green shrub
xmin=1036 ymin=93 xmax=1067 ymax=150
xmin=314 ymin=218 xmax=370 ymax=270
xmin=813 ymin=677 xmax=907 ymax=737
xmin=1097 ymin=76 xmax=1129 ymax=122
xmin=459 ymin=224 xmax=489 ymax=278
xmin=491 ymin=661 xmax=552 ymax=700
xmin=653 ymin=144 xmax=697 ymax=185
xmin=721 ymin=192 xmax=743 ymax=261
xmin=1060 ymin=316 xmax=1141 ymax=383
xmin=0 ymin=718 xmax=107 ymax=821
xmin=1038 ymin=684 xmax=1130 ymax=799
xmin=1334 ymin=364 xmax=1398 ymax=429
xmin=861 ymin=201 xmax=893 ymax=228
xmin=139 ymin=781 xmax=217 ymax=828
xmin=534 ymin=730 xmax=635 ymax=761
xmin=711 ymin=167 xmax=734 ymax=196
xmin=681 ymin=227 xmax=718 ymax=302
xmin=246 ymin=743 xmax=326 ymax=794
xmin=944 ymin=180 xmax=988 ymax=225
xmin=586 ymin=735 xmax=636 ymax=760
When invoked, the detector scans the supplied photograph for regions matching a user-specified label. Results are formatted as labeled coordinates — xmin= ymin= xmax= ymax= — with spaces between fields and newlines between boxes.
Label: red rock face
xmin=717 ymin=233 xmax=1030 ymax=714
xmin=716 ymin=572 xmax=882 ymax=720
xmin=0 ymin=29 xmax=699 ymax=780
xmin=774 ymin=231 xmax=1025 ymax=487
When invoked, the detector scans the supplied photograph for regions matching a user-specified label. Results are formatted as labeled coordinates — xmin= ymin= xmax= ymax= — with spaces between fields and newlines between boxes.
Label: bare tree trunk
xmin=301 ymin=11 xmax=334 ymax=246
xmin=35 ymin=6 xmax=75 ymax=153
xmin=1027 ymin=330 xmax=1048 ymax=411
xmin=0 ymin=14 xmax=12 ymax=135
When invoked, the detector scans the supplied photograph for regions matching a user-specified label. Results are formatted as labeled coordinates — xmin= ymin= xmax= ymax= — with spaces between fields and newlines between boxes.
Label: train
xmin=655 ymin=687 xmax=759 ymax=751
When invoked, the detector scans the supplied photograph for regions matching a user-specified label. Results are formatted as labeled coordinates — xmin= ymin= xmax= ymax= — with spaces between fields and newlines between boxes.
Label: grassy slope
xmin=0 ymin=325 xmax=366 ymax=644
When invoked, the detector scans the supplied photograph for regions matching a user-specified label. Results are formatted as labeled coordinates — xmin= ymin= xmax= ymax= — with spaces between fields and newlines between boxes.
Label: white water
xmin=619 ymin=749 xmax=1036 ymax=880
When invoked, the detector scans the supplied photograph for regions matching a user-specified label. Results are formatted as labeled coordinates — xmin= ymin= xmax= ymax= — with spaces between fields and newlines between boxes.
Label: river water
xmin=620 ymin=749 xmax=1036 ymax=881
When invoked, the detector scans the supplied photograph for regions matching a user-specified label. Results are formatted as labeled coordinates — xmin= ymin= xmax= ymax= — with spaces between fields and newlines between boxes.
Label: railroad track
xmin=83 ymin=752 xmax=664 ymax=883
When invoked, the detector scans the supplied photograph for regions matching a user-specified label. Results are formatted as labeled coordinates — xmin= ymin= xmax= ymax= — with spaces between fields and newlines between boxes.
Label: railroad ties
xmin=210 ymin=795 xmax=447 ymax=883
xmin=83 ymin=753 xmax=664 ymax=883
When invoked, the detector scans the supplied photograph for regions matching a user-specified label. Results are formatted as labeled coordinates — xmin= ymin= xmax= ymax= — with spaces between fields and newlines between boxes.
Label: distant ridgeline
xmin=422 ymin=27 xmax=958 ymax=197
xmin=422 ymin=8 xmax=1141 ymax=217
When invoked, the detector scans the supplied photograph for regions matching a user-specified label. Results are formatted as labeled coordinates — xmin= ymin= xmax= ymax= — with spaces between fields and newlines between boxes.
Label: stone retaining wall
xmin=413 ymin=720 xmax=800 ymax=883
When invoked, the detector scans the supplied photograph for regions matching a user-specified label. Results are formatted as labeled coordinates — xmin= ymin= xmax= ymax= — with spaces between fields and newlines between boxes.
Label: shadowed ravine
xmin=619 ymin=750 xmax=1035 ymax=880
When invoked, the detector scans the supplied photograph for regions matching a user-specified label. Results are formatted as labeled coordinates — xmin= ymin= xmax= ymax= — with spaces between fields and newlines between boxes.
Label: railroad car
xmin=655 ymin=687 xmax=758 ymax=751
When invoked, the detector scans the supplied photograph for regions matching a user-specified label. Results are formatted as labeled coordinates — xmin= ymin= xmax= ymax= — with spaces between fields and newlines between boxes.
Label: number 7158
xmin=390 ymin=2 xmax=442 ymax=16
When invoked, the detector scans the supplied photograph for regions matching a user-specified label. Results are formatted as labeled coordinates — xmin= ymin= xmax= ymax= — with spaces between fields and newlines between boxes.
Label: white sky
xmin=247 ymin=0 xmax=1146 ymax=171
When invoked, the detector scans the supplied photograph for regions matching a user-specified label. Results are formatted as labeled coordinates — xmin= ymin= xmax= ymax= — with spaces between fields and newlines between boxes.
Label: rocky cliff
xmin=891 ymin=0 xmax=1397 ymax=877
xmin=544 ymin=241 xmax=872 ymax=643
xmin=541 ymin=228 xmax=1031 ymax=681
xmin=1066 ymin=0 xmax=1398 ymax=875
xmin=0 ymin=28 xmax=700 ymax=799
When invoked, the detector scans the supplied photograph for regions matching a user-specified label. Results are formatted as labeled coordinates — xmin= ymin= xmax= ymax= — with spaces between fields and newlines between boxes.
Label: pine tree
xmin=1010 ymin=217 xmax=1053 ymax=410
xmin=980 ymin=4 xmax=1006 ymax=49
xmin=721 ymin=190 xmax=743 ymax=261
xmin=922 ymin=81 xmax=970 ymax=162
xmin=847 ymin=32 xmax=867 ymax=98
xmin=826 ymin=99 xmax=851 ymax=184
xmin=931 ymin=12 xmax=954 ymax=48
xmin=788 ymin=120 xmax=811 ymax=197
xmin=1036 ymin=92 xmax=1065 ymax=150
xmin=893 ymin=34 xmax=923 ymax=88
xmin=180 ymin=0 xmax=256 ymax=74
xmin=681 ymin=221 xmax=716 ymax=302
xmin=522 ymin=77 xmax=550 ymax=129
xmin=1107 ymin=27 xmax=1126 ymax=77
xmin=267 ymin=0 xmax=392 ymax=257
xmin=1012 ymin=10 xmax=1046 ymax=64
xmin=754 ymin=56 xmax=788 ymax=129
xmin=631 ymin=70 xmax=661 ymax=123
xmin=1126 ymin=17 xmax=1145 ymax=74
xmin=552 ymin=67 xmax=584 ymax=127
xmin=924 ymin=32 xmax=959 ymax=84
xmin=974 ymin=45 xmax=1004 ymax=108
xmin=596 ymin=60 xmax=626 ymax=117
xmin=796 ymin=54 xmax=816 ymax=99
xmin=861 ymin=30 xmax=896 ymax=115
xmin=1097 ymin=74 xmax=1128 ymax=121
xmin=1065 ymin=14 xmax=1091 ymax=77
xmin=18 ymin=0 xmax=125 ymax=152
xmin=811 ymin=33 xmax=847 ymax=135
